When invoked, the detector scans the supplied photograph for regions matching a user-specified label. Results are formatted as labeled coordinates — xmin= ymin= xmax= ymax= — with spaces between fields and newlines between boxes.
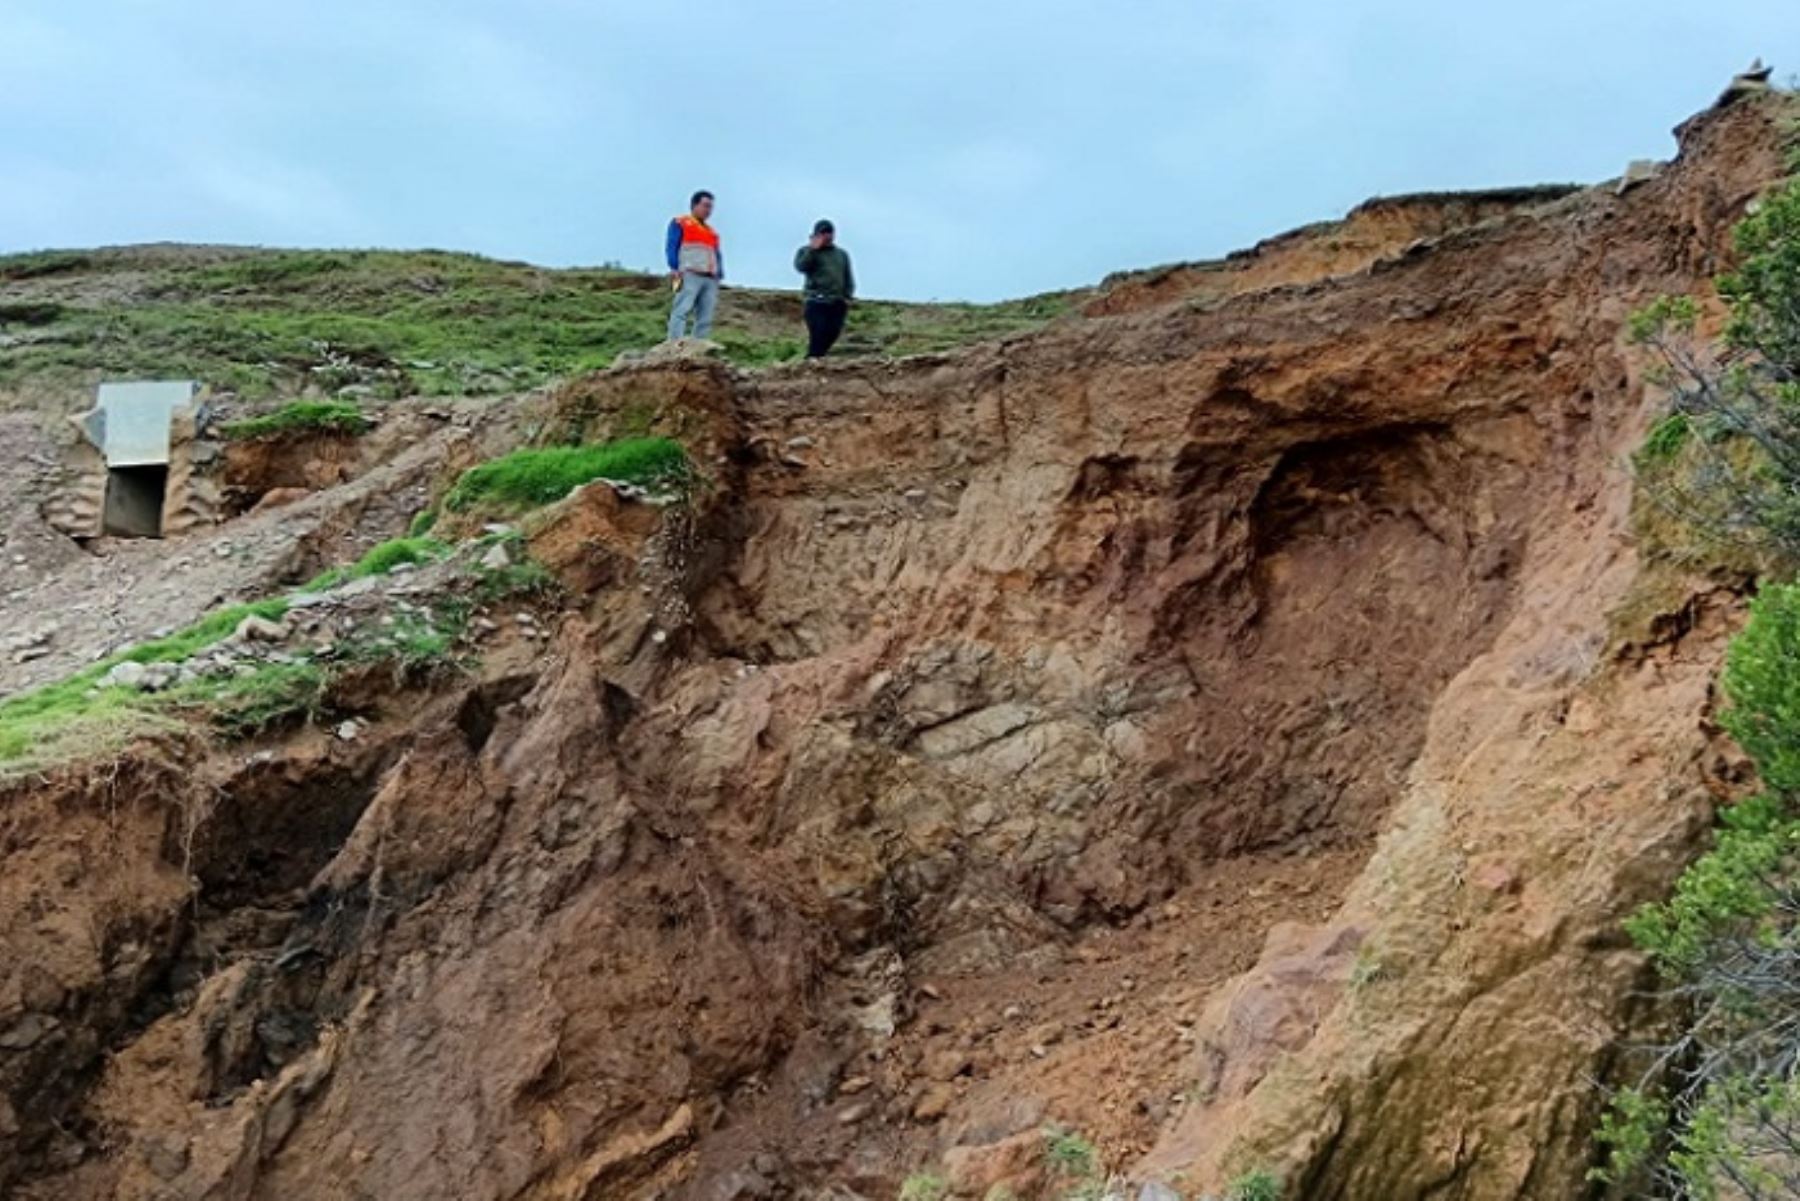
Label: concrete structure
xmin=45 ymin=380 xmax=222 ymax=539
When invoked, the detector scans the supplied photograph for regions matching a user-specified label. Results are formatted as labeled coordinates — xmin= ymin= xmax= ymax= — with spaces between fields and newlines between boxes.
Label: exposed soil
xmin=0 ymin=87 xmax=1793 ymax=1201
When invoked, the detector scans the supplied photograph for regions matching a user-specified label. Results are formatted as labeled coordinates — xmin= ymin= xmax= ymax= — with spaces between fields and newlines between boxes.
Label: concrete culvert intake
xmin=102 ymin=463 xmax=168 ymax=537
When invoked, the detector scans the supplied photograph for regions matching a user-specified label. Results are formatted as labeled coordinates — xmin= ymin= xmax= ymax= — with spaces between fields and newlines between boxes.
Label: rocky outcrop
xmin=1 ymin=90 xmax=1794 ymax=1201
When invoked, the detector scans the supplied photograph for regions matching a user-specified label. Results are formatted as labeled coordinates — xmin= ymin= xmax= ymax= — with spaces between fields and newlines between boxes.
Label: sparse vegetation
xmin=1227 ymin=1168 xmax=1283 ymax=1201
xmin=220 ymin=399 xmax=370 ymax=440
xmin=1595 ymin=171 xmax=1800 ymax=1196
xmin=898 ymin=1173 xmax=948 ymax=1201
xmin=1628 ymin=180 xmax=1800 ymax=565
xmin=0 ymin=246 xmax=1081 ymax=403
xmin=168 ymin=660 xmax=330 ymax=737
xmin=302 ymin=535 xmax=450 ymax=592
xmin=0 ymin=598 xmax=291 ymax=769
xmin=443 ymin=437 xmax=688 ymax=514
xmin=1044 ymin=1128 xmax=1100 ymax=1179
xmin=0 ymin=530 xmax=553 ymax=775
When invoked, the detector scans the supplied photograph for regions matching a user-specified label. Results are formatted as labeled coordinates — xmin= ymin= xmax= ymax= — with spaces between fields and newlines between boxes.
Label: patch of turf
xmin=444 ymin=437 xmax=687 ymax=514
xmin=165 ymin=660 xmax=330 ymax=737
xmin=221 ymin=399 xmax=370 ymax=440
xmin=0 ymin=598 xmax=290 ymax=770
xmin=301 ymin=536 xmax=449 ymax=593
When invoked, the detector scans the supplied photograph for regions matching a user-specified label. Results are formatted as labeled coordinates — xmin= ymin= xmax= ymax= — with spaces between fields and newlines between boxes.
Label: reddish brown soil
xmin=0 ymin=88 xmax=1793 ymax=1201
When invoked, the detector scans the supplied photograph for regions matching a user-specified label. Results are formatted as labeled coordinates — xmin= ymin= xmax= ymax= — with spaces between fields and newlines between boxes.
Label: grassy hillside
xmin=0 ymin=245 xmax=1081 ymax=407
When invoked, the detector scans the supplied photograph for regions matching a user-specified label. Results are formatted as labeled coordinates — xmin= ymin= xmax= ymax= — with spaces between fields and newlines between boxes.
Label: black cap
xmin=813 ymin=219 xmax=834 ymax=235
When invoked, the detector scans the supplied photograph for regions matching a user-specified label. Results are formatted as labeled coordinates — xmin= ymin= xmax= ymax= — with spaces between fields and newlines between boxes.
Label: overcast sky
xmin=2 ymin=2 xmax=1796 ymax=301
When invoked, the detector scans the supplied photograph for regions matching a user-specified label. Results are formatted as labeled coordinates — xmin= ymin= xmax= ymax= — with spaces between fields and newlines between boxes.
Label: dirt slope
xmin=0 ymin=88 xmax=1794 ymax=1201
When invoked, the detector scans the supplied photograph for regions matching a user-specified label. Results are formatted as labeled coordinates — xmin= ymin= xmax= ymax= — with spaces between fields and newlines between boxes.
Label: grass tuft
xmin=301 ymin=536 xmax=449 ymax=592
xmin=444 ymin=438 xmax=687 ymax=514
xmin=221 ymin=400 xmax=370 ymax=440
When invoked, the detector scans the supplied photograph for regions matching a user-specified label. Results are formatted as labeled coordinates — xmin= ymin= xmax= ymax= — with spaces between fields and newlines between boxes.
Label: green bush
xmin=443 ymin=437 xmax=687 ymax=514
xmin=1598 ymin=155 xmax=1800 ymax=1198
xmin=1629 ymin=179 xmax=1800 ymax=562
xmin=1722 ymin=583 xmax=1800 ymax=795
xmin=1635 ymin=413 xmax=1692 ymax=468
xmin=221 ymin=399 xmax=370 ymax=440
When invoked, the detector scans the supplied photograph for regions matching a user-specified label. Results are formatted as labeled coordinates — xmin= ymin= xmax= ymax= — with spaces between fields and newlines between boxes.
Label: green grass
xmin=1044 ymin=1129 xmax=1100 ymax=1179
xmin=301 ymin=536 xmax=449 ymax=592
xmin=166 ymin=660 xmax=330 ymax=737
xmin=1228 ymin=1169 xmax=1283 ymax=1201
xmin=0 ymin=528 xmax=559 ymax=774
xmin=221 ymin=399 xmax=370 ymax=440
xmin=444 ymin=437 xmax=687 ymax=514
xmin=0 ymin=246 xmax=1082 ymax=403
xmin=0 ymin=598 xmax=291 ymax=769
xmin=897 ymin=1174 xmax=947 ymax=1201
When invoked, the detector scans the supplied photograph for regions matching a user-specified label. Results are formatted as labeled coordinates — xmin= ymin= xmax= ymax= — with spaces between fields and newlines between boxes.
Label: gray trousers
xmin=667 ymin=272 xmax=719 ymax=340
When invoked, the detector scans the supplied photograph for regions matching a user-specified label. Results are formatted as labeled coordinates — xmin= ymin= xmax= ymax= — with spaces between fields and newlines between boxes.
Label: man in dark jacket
xmin=793 ymin=220 xmax=854 ymax=358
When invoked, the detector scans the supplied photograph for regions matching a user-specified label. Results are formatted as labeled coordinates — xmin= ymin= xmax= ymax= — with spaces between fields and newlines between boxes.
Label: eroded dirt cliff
xmin=1 ymin=90 xmax=1795 ymax=1201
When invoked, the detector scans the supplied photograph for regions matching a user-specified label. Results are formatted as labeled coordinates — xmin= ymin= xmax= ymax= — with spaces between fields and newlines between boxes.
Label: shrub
xmin=1721 ymin=583 xmax=1800 ymax=795
xmin=221 ymin=399 xmax=370 ymax=440
xmin=443 ymin=437 xmax=687 ymax=514
xmin=1599 ymin=169 xmax=1800 ymax=1196
xmin=1629 ymin=179 xmax=1800 ymax=562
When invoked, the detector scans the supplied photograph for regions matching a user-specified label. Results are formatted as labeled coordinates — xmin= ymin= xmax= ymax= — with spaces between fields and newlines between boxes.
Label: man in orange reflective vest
xmin=665 ymin=190 xmax=724 ymax=341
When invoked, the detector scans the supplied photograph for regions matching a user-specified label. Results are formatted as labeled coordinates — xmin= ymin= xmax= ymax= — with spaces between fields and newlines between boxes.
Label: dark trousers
xmin=804 ymin=299 xmax=848 ymax=358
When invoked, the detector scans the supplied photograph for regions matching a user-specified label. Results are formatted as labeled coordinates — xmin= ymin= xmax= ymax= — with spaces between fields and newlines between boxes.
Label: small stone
xmin=106 ymin=661 xmax=149 ymax=690
xmin=480 ymin=541 xmax=513 ymax=571
xmin=1138 ymin=1183 xmax=1182 ymax=1201
xmin=912 ymin=1084 xmax=955 ymax=1123
xmin=1471 ymin=860 xmax=1521 ymax=895
xmin=141 ymin=1134 xmax=190 ymax=1181
xmin=235 ymin=615 xmax=287 ymax=643
xmin=214 ymin=543 xmax=234 ymax=558
xmin=140 ymin=663 xmax=179 ymax=692
xmin=926 ymin=1049 xmax=972 ymax=1081
xmin=903 ymin=488 xmax=928 ymax=501
xmin=836 ymin=1103 xmax=871 ymax=1125
xmin=838 ymin=1075 xmax=872 ymax=1097
xmin=335 ymin=721 xmax=360 ymax=743
xmin=784 ymin=435 xmax=816 ymax=451
xmin=651 ymin=629 xmax=668 ymax=644
xmin=1002 ymin=1004 xmax=1024 ymax=1022
xmin=0 ymin=1013 xmax=57 ymax=1050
